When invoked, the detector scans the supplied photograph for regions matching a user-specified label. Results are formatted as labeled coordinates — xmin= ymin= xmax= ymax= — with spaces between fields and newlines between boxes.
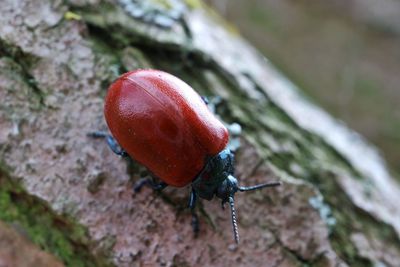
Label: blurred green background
xmin=206 ymin=0 xmax=400 ymax=177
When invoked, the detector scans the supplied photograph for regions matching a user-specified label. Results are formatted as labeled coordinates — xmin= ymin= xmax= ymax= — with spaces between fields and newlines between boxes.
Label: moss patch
xmin=0 ymin=164 xmax=113 ymax=267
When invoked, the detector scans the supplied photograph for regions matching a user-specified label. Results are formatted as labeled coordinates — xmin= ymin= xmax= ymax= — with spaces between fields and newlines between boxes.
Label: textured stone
xmin=0 ymin=221 xmax=64 ymax=267
xmin=0 ymin=0 xmax=399 ymax=266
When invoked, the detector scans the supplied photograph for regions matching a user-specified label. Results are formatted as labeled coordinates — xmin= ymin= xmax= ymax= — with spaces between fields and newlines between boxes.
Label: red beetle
xmin=89 ymin=69 xmax=281 ymax=243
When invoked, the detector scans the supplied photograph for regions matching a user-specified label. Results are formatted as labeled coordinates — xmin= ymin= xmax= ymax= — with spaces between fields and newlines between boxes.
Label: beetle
xmin=89 ymin=69 xmax=281 ymax=243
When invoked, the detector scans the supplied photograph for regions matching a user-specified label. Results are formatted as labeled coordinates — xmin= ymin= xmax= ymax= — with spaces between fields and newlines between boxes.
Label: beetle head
xmin=216 ymin=175 xmax=238 ymax=200
xmin=193 ymin=148 xmax=282 ymax=244
xmin=216 ymin=174 xmax=281 ymax=244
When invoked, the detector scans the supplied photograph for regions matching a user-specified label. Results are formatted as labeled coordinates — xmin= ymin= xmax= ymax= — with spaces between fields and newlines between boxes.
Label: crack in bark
xmin=0 ymin=40 xmax=45 ymax=107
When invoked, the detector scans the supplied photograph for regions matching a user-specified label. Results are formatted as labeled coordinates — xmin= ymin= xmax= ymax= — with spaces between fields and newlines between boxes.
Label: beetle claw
xmin=191 ymin=211 xmax=200 ymax=237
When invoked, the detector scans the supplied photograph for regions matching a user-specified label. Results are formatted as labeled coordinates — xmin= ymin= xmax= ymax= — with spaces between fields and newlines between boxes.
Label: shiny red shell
xmin=104 ymin=69 xmax=229 ymax=187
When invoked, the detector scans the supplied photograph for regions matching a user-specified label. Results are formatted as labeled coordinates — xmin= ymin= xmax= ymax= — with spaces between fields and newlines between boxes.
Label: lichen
xmin=117 ymin=0 xmax=186 ymax=28
xmin=309 ymin=195 xmax=336 ymax=231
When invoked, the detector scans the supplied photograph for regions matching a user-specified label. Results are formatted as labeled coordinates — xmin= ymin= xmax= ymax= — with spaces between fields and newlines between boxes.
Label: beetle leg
xmin=153 ymin=182 xmax=168 ymax=190
xmin=87 ymin=131 xmax=129 ymax=157
xmin=133 ymin=177 xmax=168 ymax=192
xmin=188 ymin=188 xmax=197 ymax=209
xmin=221 ymin=199 xmax=227 ymax=210
xmin=200 ymin=96 xmax=209 ymax=105
xmin=188 ymin=189 xmax=199 ymax=236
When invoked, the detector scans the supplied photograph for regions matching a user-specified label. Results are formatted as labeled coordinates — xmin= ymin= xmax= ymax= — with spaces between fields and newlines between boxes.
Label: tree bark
xmin=1 ymin=0 xmax=400 ymax=266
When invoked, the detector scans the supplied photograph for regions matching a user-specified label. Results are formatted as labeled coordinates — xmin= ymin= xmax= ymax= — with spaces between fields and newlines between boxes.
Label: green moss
xmin=0 ymin=165 xmax=113 ymax=267
xmin=184 ymin=0 xmax=203 ymax=9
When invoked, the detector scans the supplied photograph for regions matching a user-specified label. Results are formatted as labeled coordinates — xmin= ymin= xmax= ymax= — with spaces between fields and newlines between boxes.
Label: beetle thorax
xmin=191 ymin=149 xmax=235 ymax=201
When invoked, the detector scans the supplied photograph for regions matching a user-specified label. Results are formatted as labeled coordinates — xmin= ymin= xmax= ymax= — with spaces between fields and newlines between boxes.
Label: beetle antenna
xmin=238 ymin=181 xmax=281 ymax=192
xmin=228 ymin=196 xmax=239 ymax=244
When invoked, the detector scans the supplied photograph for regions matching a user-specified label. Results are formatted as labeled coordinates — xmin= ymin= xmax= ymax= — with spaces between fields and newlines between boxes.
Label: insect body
xmin=90 ymin=69 xmax=281 ymax=243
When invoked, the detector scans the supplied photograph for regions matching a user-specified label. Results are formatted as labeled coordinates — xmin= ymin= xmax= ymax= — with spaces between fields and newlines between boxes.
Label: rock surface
xmin=0 ymin=0 xmax=399 ymax=266
xmin=0 ymin=221 xmax=64 ymax=267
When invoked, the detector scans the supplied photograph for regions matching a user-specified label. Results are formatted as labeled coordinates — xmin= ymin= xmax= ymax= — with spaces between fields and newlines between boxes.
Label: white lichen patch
xmin=309 ymin=194 xmax=337 ymax=231
xmin=118 ymin=0 xmax=187 ymax=28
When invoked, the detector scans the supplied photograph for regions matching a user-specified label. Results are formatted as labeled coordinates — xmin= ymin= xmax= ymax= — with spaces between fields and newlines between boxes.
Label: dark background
xmin=206 ymin=0 xmax=400 ymax=177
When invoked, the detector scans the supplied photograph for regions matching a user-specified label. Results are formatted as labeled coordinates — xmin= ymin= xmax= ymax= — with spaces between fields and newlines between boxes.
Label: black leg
xmin=87 ymin=131 xmax=129 ymax=158
xmin=221 ymin=199 xmax=227 ymax=210
xmin=133 ymin=177 xmax=168 ymax=193
xmin=188 ymin=189 xmax=199 ymax=236
xmin=201 ymin=96 xmax=209 ymax=105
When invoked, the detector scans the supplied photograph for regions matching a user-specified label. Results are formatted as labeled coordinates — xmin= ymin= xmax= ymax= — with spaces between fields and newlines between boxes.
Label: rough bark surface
xmin=0 ymin=221 xmax=64 ymax=267
xmin=0 ymin=0 xmax=400 ymax=266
